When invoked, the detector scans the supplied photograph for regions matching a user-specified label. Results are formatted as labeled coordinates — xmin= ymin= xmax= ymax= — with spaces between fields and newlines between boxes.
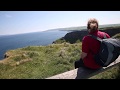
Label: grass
xmin=0 ymin=43 xmax=82 ymax=79
xmin=89 ymin=63 xmax=120 ymax=79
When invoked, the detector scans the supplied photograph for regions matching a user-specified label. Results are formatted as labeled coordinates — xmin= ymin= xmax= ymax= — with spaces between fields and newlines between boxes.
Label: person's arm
xmin=81 ymin=52 xmax=87 ymax=60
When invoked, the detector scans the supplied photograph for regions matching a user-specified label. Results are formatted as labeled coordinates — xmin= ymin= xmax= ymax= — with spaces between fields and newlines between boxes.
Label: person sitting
xmin=75 ymin=18 xmax=110 ymax=70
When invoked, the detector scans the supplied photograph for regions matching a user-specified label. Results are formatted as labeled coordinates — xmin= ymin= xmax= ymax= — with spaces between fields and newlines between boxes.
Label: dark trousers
xmin=74 ymin=58 xmax=103 ymax=70
xmin=74 ymin=58 xmax=85 ymax=69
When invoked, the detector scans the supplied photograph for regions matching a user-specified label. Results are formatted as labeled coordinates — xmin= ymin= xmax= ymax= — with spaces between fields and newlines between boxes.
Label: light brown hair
xmin=87 ymin=18 xmax=99 ymax=31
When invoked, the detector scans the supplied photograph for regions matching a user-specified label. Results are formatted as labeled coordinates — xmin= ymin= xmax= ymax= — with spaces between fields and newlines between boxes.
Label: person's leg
xmin=74 ymin=58 xmax=84 ymax=69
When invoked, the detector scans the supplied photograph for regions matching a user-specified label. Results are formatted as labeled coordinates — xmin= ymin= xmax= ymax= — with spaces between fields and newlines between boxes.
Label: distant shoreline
xmin=1 ymin=23 xmax=120 ymax=36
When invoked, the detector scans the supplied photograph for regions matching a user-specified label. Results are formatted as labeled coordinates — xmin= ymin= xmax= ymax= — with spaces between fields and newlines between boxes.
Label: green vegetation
xmin=53 ymin=37 xmax=67 ymax=44
xmin=89 ymin=63 xmax=120 ymax=79
xmin=0 ymin=24 xmax=120 ymax=79
xmin=112 ymin=33 xmax=120 ymax=39
xmin=0 ymin=43 xmax=82 ymax=79
xmin=54 ymin=37 xmax=81 ymax=44
xmin=100 ymin=26 xmax=120 ymax=31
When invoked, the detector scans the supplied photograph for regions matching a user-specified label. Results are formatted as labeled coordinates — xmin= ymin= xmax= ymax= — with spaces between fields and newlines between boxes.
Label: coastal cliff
xmin=53 ymin=27 xmax=120 ymax=44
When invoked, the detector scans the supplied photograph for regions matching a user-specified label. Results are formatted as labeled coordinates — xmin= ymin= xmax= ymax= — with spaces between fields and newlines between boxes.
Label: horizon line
xmin=1 ymin=23 xmax=120 ymax=36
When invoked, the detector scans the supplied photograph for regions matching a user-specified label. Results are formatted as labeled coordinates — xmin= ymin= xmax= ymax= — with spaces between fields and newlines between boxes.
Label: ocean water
xmin=0 ymin=30 xmax=69 ymax=60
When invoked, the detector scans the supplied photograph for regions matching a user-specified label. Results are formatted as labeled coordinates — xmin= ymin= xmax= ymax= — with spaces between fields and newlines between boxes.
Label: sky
xmin=0 ymin=11 xmax=120 ymax=35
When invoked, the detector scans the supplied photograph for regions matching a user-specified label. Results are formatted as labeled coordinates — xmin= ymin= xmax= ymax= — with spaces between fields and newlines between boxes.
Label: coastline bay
xmin=0 ymin=30 xmax=69 ymax=60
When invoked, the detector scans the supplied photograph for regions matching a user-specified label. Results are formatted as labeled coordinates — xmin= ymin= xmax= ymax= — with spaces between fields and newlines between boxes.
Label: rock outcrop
xmin=4 ymin=53 xmax=9 ymax=58
xmin=62 ymin=28 xmax=120 ymax=44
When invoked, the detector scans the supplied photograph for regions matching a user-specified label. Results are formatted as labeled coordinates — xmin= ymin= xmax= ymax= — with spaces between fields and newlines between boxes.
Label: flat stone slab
xmin=46 ymin=69 xmax=78 ymax=79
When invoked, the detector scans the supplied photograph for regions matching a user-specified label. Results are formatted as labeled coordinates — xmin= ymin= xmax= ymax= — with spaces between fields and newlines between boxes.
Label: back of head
xmin=87 ymin=18 xmax=99 ymax=32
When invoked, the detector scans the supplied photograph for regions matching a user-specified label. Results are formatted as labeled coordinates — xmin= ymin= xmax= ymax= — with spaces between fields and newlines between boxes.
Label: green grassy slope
xmin=0 ymin=43 xmax=82 ymax=79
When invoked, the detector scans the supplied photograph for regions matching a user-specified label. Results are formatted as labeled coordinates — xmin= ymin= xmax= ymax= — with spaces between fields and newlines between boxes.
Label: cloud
xmin=5 ymin=14 xmax=12 ymax=18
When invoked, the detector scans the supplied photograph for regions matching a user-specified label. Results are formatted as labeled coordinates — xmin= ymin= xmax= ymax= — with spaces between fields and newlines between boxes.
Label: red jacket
xmin=82 ymin=30 xmax=110 ymax=69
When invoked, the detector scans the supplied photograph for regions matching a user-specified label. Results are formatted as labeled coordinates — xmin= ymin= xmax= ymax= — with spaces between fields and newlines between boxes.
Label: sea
xmin=0 ymin=30 xmax=69 ymax=60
